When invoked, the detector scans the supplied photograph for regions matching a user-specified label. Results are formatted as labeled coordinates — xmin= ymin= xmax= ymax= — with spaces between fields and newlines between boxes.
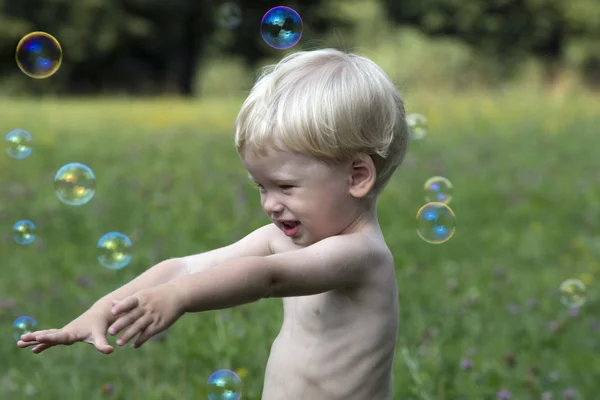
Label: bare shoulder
xmin=229 ymin=222 xmax=280 ymax=256
xmin=264 ymin=231 xmax=389 ymax=298
xmin=181 ymin=223 xmax=279 ymax=275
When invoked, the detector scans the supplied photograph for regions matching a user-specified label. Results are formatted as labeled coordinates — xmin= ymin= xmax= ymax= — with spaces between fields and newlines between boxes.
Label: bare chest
xmin=263 ymin=233 xmax=399 ymax=399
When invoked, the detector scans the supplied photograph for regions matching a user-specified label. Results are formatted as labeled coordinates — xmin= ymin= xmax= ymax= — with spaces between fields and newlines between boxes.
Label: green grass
xmin=0 ymin=90 xmax=599 ymax=399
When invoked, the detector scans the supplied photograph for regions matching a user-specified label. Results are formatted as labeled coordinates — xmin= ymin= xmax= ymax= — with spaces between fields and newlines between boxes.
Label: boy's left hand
xmin=108 ymin=282 xmax=185 ymax=348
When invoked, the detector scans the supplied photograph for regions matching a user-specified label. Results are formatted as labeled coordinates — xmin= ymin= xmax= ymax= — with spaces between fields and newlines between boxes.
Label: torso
xmin=261 ymin=226 xmax=399 ymax=400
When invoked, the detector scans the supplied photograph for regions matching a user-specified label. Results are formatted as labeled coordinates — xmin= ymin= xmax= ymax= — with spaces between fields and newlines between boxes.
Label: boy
xmin=18 ymin=48 xmax=409 ymax=399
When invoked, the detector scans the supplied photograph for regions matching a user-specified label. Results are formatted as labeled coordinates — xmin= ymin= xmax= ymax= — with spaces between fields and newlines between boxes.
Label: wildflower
xmin=505 ymin=351 xmax=517 ymax=368
xmin=508 ymin=303 xmax=520 ymax=315
xmin=497 ymin=388 xmax=512 ymax=399
xmin=568 ymin=307 xmax=580 ymax=318
xmin=460 ymin=358 xmax=472 ymax=370
xmin=526 ymin=298 xmax=538 ymax=309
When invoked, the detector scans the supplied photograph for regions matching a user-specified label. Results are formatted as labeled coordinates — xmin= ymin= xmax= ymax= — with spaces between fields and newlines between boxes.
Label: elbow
xmin=162 ymin=257 xmax=189 ymax=280
xmin=261 ymin=257 xmax=277 ymax=299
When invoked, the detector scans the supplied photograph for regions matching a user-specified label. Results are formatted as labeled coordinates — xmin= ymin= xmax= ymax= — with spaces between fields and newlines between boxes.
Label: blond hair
xmin=234 ymin=48 xmax=409 ymax=202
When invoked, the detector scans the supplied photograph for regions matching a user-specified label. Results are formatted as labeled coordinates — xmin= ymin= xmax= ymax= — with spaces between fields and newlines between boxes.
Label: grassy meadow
xmin=0 ymin=89 xmax=599 ymax=399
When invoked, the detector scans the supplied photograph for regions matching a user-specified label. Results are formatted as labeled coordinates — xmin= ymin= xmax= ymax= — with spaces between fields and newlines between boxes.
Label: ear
xmin=348 ymin=153 xmax=376 ymax=199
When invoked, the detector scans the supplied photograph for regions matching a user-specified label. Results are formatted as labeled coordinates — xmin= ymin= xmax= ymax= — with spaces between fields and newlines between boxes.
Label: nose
xmin=262 ymin=193 xmax=285 ymax=216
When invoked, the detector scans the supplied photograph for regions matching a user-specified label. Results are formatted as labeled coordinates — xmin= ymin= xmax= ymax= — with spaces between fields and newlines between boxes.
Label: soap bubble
xmin=16 ymin=32 xmax=62 ymax=79
xmin=54 ymin=162 xmax=96 ymax=206
xmin=217 ymin=2 xmax=242 ymax=29
xmin=13 ymin=220 xmax=36 ymax=245
xmin=207 ymin=369 xmax=243 ymax=400
xmin=416 ymin=202 xmax=456 ymax=244
xmin=97 ymin=232 xmax=133 ymax=270
xmin=12 ymin=316 xmax=38 ymax=341
xmin=5 ymin=129 xmax=33 ymax=159
xmin=260 ymin=6 xmax=303 ymax=50
xmin=560 ymin=279 xmax=586 ymax=308
xmin=407 ymin=113 xmax=428 ymax=140
xmin=424 ymin=176 xmax=453 ymax=204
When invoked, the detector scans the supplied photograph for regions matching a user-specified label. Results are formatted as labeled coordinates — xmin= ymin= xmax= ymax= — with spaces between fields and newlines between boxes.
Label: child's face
xmin=241 ymin=144 xmax=362 ymax=246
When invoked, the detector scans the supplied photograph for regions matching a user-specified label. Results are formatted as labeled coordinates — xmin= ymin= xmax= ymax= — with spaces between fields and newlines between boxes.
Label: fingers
xmin=91 ymin=327 xmax=114 ymax=355
xmin=111 ymin=296 xmax=139 ymax=315
xmin=32 ymin=343 xmax=53 ymax=354
xmin=132 ymin=325 xmax=156 ymax=348
xmin=17 ymin=340 xmax=41 ymax=348
xmin=17 ymin=329 xmax=78 ymax=354
xmin=32 ymin=331 xmax=77 ymax=345
xmin=19 ymin=329 xmax=60 ymax=342
xmin=117 ymin=315 xmax=153 ymax=347
xmin=108 ymin=307 xmax=144 ymax=337
xmin=18 ymin=330 xmax=76 ymax=347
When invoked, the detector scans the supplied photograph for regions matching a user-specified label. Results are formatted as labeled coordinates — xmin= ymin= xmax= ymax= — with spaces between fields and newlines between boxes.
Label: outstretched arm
xmin=107 ymin=233 xmax=378 ymax=348
xmin=175 ymin=232 xmax=378 ymax=312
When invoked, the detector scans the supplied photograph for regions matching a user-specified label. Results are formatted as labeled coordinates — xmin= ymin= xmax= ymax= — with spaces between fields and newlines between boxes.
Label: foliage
xmin=379 ymin=0 xmax=600 ymax=83
xmin=0 ymin=0 xmax=351 ymax=95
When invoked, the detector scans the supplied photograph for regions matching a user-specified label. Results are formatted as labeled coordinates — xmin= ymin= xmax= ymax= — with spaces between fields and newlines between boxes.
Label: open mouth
xmin=281 ymin=221 xmax=301 ymax=236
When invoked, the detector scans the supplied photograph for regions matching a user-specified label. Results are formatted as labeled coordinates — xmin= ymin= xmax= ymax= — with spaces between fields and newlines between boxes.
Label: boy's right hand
xmin=16 ymin=307 xmax=115 ymax=355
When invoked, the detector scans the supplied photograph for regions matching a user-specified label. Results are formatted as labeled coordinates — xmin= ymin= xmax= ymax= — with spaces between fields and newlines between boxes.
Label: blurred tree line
xmin=0 ymin=0 xmax=598 ymax=96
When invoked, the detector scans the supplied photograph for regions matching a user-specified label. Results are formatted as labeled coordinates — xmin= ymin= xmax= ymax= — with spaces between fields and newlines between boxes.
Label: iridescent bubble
xmin=12 ymin=316 xmax=38 ymax=341
xmin=416 ymin=202 xmax=456 ymax=244
xmin=424 ymin=176 xmax=453 ymax=204
xmin=207 ymin=369 xmax=243 ymax=400
xmin=16 ymin=32 xmax=62 ymax=79
xmin=97 ymin=232 xmax=133 ymax=270
xmin=260 ymin=6 xmax=303 ymax=50
xmin=407 ymin=113 xmax=428 ymax=140
xmin=217 ymin=2 xmax=242 ymax=29
xmin=54 ymin=162 xmax=96 ymax=206
xmin=5 ymin=129 xmax=32 ymax=159
xmin=13 ymin=220 xmax=36 ymax=245
xmin=560 ymin=279 xmax=586 ymax=308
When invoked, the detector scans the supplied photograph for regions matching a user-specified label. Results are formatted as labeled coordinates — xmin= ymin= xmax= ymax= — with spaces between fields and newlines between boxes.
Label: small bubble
xmin=559 ymin=279 xmax=586 ymax=308
xmin=54 ymin=162 xmax=96 ymax=206
xmin=260 ymin=6 xmax=303 ymax=50
xmin=217 ymin=2 xmax=242 ymax=29
xmin=97 ymin=232 xmax=133 ymax=270
xmin=13 ymin=220 xmax=36 ymax=245
xmin=12 ymin=316 xmax=38 ymax=341
xmin=5 ymin=129 xmax=32 ymax=159
xmin=424 ymin=176 xmax=453 ymax=204
xmin=416 ymin=202 xmax=456 ymax=244
xmin=16 ymin=32 xmax=62 ymax=79
xmin=407 ymin=113 xmax=428 ymax=140
xmin=207 ymin=369 xmax=243 ymax=400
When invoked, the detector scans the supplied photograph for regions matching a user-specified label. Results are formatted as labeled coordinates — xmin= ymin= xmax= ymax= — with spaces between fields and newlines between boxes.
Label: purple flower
xmin=549 ymin=371 xmax=560 ymax=381
xmin=497 ymin=389 xmax=512 ymax=400
xmin=526 ymin=298 xmax=539 ymax=309
xmin=562 ymin=388 xmax=578 ymax=399
xmin=493 ymin=267 xmax=506 ymax=279
xmin=568 ymin=307 xmax=580 ymax=318
xmin=508 ymin=303 xmax=521 ymax=315
xmin=460 ymin=358 xmax=472 ymax=370
xmin=548 ymin=320 xmax=561 ymax=333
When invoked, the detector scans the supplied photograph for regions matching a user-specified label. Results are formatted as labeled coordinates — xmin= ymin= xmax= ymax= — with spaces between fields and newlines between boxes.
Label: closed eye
xmin=255 ymin=184 xmax=294 ymax=192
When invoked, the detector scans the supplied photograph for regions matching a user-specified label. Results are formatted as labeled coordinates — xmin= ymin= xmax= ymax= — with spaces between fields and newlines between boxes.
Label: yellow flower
xmin=235 ymin=367 xmax=248 ymax=380
xmin=579 ymin=273 xmax=594 ymax=286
